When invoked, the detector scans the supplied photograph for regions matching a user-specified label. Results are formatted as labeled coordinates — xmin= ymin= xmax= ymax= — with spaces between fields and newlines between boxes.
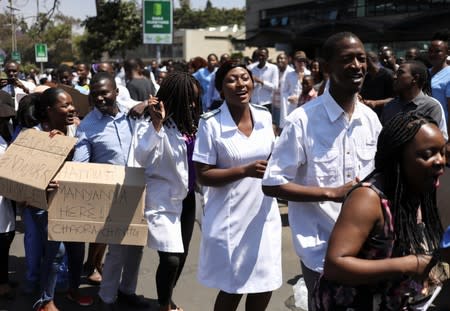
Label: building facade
xmin=246 ymin=0 xmax=450 ymax=58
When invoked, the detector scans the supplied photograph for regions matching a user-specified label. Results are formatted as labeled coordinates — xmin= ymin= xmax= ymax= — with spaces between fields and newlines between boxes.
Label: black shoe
xmin=98 ymin=298 xmax=118 ymax=311
xmin=117 ymin=290 xmax=150 ymax=308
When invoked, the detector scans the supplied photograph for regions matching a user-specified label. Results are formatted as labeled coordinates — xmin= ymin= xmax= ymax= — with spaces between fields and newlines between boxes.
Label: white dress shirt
xmin=280 ymin=70 xmax=302 ymax=128
xmin=262 ymin=91 xmax=382 ymax=272
xmin=273 ymin=65 xmax=295 ymax=109
xmin=248 ymin=62 xmax=279 ymax=106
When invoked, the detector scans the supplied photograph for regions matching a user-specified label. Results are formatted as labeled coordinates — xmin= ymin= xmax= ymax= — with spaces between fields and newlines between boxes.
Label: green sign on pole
xmin=11 ymin=51 xmax=21 ymax=63
xmin=35 ymin=43 xmax=48 ymax=62
xmin=143 ymin=0 xmax=172 ymax=44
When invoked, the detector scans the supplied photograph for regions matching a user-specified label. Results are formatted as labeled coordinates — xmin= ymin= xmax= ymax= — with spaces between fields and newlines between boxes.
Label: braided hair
xmin=368 ymin=112 xmax=443 ymax=256
xmin=156 ymin=71 xmax=201 ymax=135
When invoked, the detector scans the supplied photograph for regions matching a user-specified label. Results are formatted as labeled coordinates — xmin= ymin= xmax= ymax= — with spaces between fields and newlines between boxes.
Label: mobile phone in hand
xmin=1 ymin=78 xmax=15 ymax=85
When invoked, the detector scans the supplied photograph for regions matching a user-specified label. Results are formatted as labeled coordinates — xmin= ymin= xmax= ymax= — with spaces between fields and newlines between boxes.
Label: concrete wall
xmin=174 ymin=27 xmax=282 ymax=61
xmin=182 ymin=29 xmax=237 ymax=60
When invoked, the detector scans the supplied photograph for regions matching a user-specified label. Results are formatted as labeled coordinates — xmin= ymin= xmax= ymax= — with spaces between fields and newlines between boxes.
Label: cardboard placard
xmin=58 ymin=84 xmax=91 ymax=117
xmin=47 ymin=162 xmax=148 ymax=246
xmin=0 ymin=129 xmax=76 ymax=209
xmin=437 ymin=169 xmax=450 ymax=230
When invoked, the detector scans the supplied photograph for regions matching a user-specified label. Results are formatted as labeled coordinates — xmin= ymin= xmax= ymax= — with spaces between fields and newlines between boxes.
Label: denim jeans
xmin=23 ymin=207 xmax=45 ymax=286
xmin=30 ymin=209 xmax=85 ymax=305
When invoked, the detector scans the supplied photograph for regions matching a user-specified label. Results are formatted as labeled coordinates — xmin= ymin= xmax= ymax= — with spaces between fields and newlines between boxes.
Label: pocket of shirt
xmin=309 ymin=148 xmax=339 ymax=184
xmin=356 ymin=142 xmax=377 ymax=178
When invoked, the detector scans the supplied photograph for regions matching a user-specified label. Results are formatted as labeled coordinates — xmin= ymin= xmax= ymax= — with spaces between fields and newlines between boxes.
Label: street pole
xmin=40 ymin=62 xmax=44 ymax=77
xmin=8 ymin=0 xmax=19 ymax=52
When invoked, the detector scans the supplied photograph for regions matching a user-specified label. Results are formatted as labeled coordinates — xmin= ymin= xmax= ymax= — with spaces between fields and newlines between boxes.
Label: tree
xmin=0 ymin=0 xmax=79 ymax=67
xmin=173 ymin=5 xmax=245 ymax=29
xmin=78 ymin=1 xmax=141 ymax=60
xmin=22 ymin=13 xmax=78 ymax=66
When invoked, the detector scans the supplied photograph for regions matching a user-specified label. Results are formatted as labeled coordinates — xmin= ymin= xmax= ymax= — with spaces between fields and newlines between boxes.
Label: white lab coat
xmin=133 ymin=119 xmax=189 ymax=252
xmin=193 ymin=102 xmax=282 ymax=293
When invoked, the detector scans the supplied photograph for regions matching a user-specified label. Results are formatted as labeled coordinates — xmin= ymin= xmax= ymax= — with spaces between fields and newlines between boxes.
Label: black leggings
xmin=156 ymin=191 xmax=196 ymax=306
xmin=0 ymin=231 xmax=15 ymax=284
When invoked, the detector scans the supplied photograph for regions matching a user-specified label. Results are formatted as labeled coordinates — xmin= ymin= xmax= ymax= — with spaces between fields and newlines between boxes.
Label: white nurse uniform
xmin=193 ymin=102 xmax=282 ymax=294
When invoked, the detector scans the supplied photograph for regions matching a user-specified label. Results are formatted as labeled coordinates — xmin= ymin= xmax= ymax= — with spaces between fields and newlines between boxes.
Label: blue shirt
xmin=73 ymin=107 xmax=132 ymax=165
xmin=431 ymin=66 xmax=450 ymax=120
xmin=193 ymin=67 xmax=217 ymax=112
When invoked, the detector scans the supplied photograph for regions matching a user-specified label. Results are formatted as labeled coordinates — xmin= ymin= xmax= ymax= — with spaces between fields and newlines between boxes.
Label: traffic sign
xmin=143 ymin=0 xmax=172 ymax=44
xmin=35 ymin=43 xmax=48 ymax=62
xmin=11 ymin=51 xmax=21 ymax=63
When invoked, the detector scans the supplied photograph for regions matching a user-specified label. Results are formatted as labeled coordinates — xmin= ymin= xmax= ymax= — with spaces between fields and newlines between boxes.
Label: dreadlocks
xmin=156 ymin=71 xmax=201 ymax=135
xmin=370 ymin=112 xmax=443 ymax=257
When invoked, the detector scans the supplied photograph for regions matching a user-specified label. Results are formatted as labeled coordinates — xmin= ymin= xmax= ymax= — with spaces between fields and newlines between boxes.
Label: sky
xmin=0 ymin=0 xmax=245 ymax=21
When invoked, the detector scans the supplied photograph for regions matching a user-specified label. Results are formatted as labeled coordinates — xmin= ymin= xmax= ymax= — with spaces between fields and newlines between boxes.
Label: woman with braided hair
xmin=134 ymin=71 xmax=201 ymax=311
xmin=313 ymin=112 xmax=448 ymax=310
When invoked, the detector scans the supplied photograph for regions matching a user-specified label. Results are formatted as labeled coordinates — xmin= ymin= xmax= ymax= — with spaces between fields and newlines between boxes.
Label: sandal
xmin=86 ymin=269 xmax=102 ymax=285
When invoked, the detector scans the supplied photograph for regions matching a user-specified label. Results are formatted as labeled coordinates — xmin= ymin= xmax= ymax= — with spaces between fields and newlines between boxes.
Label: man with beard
xmin=73 ymin=72 xmax=148 ymax=311
xmin=262 ymin=32 xmax=382 ymax=309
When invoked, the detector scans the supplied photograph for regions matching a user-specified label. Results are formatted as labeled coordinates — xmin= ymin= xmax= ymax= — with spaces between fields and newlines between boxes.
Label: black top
xmin=361 ymin=67 xmax=395 ymax=117
xmin=126 ymin=78 xmax=156 ymax=101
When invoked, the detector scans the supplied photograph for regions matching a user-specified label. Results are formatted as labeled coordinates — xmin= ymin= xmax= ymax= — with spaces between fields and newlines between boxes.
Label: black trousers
xmin=156 ymin=191 xmax=196 ymax=306
xmin=0 ymin=231 xmax=15 ymax=284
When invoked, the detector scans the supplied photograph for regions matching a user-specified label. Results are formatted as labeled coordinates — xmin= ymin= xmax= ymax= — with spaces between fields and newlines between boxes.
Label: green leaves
xmin=79 ymin=1 xmax=141 ymax=60
xmin=174 ymin=6 xmax=245 ymax=29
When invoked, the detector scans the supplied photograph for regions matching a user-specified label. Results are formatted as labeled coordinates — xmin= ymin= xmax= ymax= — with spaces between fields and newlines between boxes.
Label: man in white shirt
xmin=262 ymin=32 xmax=382 ymax=309
xmin=248 ymin=47 xmax=279 ymax=115
xmin=273 ymin=52 xmax=295 ymax=133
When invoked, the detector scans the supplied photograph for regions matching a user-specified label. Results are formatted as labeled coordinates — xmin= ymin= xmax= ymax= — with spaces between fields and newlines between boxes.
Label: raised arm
xmin=133 ymin=97 xmax=166 ymax=167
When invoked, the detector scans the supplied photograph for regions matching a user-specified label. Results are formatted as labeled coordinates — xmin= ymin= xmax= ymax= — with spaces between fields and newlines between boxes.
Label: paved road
xmin=1 ymin=206 xmax=305 ymax=311
xmin=2 ymin=206 xmax=450 ymax=311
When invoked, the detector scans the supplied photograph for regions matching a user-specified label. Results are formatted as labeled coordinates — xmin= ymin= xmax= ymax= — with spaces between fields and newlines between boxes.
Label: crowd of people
xmin=0 ymin=30 xmax=449 ymax=311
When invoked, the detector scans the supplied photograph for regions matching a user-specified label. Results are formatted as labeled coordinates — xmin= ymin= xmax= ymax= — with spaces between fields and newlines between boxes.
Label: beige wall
xmin=174 ymin=29 xmax=288 ymax=62
xmin=174 ymin=28 xmax=284 ymax=62
xmin=183 ymin=29 xmax=236 ymax=60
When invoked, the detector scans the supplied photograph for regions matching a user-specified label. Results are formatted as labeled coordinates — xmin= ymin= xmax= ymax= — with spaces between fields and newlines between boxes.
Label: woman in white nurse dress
xmin=193 ymin=62 xmax=282 ymax=311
